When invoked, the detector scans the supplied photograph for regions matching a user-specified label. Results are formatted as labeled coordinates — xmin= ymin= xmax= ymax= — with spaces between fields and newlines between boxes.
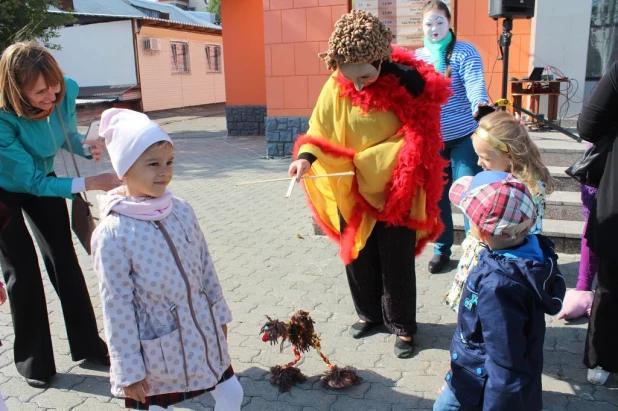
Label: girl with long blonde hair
xmin=444 ymin=110 xmax=554 ymax=310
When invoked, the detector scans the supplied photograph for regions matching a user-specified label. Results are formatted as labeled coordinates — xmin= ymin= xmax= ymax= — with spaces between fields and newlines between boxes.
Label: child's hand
xmin=123 ymin=379 xmax=149 ymax=403
xmin=0 ymin=287 xmax=6 ymax=305
xmin=557 ymin=289 xmax=595 ymax=320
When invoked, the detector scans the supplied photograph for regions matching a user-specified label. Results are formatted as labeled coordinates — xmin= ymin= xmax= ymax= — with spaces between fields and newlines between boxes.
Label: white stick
xmin=284 ymin=178 xmax=296 ymax=198
xmin=302 ymin=171 xmax=355 ymax=180
xmin=236 ymin=171 xmax=355 ymax=186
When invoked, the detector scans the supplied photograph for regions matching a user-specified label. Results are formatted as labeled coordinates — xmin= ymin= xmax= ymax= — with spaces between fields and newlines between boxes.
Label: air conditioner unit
xmin=143 ymin=37 xmax=162 ymax=51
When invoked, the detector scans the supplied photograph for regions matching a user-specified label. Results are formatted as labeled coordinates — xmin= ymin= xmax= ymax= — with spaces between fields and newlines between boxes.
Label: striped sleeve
xmin=457 ymin=44 xmax=490 ymax=114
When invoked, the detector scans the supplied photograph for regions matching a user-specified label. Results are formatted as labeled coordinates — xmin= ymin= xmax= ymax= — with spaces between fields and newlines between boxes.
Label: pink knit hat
xmin=98 ymin=108 xmax=173 ymax=178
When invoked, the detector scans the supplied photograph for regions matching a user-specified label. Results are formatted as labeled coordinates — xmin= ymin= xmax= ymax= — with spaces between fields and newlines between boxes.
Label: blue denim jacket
xmin=445 ymin=235 xmax=565 ymax=411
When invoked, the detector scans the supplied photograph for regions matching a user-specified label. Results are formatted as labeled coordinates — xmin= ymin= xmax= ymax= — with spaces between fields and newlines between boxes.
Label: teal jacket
xmin=0 ymin=77 xmax=90 ymax=199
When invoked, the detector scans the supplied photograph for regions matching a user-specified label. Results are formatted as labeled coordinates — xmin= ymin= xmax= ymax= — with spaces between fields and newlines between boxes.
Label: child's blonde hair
xmin=475 ymin=111 xmax=554 ymax=195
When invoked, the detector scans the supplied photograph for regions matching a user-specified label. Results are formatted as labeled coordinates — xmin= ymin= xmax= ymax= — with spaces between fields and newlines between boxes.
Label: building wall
xmin=263 ymin=0 xmax=349 ymax=118
xmin=221 ymin=0 xmax=267 ymax=136
xmin=137 ymin=26 xmax=225 ymax=112
xmin=48 ymin=20 xmax=137 ymax=87
xmin=262 ymin=0 xmax=532 ymax=118
xmin=530 ymin=0 xmax=592 ymax=118
xmin=221 ymin=0 xmax=267 ymax=106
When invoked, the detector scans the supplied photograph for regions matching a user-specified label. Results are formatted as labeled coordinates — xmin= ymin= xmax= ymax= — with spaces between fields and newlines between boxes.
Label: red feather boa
xmin=293 ymin=46 xmax=452 ymax=263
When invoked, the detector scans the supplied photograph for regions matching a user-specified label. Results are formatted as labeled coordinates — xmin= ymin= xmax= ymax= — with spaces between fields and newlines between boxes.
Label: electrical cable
xmin=486 ymin=20 xmax=501 ymax=103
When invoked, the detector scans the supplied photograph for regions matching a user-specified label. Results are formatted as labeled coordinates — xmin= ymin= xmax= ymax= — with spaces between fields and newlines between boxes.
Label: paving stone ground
xmin=0 ymin=109 xmax=616 ymax=410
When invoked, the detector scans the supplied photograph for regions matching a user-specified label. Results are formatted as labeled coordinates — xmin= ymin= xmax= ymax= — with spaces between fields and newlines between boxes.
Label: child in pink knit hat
xmin=91 ymin=108 xmax=243 ymax=411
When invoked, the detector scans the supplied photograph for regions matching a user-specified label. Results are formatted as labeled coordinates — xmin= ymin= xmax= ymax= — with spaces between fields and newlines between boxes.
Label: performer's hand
xmin=288 ymin=159 xmax=310 ymax=182
xmin=474 ymin=103 xmax=495 ymax=122
xmin=123 ymin=379 xmax=149 ymax=403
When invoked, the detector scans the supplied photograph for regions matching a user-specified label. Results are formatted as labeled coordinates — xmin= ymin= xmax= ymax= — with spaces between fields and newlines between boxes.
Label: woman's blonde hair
xmin=318 ymin=9 xmax=393 ymax=71
xmin=476 ymin=111 xmax=554 ymax=195
xmin=0 ymin=41 xmax=65 ymax=119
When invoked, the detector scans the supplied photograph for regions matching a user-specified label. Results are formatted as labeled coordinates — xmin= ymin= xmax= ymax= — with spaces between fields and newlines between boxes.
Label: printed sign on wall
xmin=351 ymin=0 xmax=456 ymax=48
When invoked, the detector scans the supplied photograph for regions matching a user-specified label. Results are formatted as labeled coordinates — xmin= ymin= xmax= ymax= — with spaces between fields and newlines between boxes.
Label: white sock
xmin=149 ymin=406 xmax=172 ymax=411
xmin=211 ymin=375 xmax=243 ymax=411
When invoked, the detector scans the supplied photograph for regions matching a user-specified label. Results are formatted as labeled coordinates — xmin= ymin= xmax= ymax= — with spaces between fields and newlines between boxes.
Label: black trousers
xmin=585 ymin=259 xmax=618 ymax=372
xmin=0 ymin=188 xmax=107 ymax=379
xmin=343 ymin=218 xmax=417 ymax=336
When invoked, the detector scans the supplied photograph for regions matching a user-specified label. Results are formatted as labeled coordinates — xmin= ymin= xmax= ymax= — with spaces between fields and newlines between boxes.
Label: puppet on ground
xmin=260 ymin=310 xmax=362 ymax=392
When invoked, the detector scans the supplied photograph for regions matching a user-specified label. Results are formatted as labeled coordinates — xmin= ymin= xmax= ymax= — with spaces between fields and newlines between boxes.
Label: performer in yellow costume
xmin=289 ymin=10 xmax=450 ymax=358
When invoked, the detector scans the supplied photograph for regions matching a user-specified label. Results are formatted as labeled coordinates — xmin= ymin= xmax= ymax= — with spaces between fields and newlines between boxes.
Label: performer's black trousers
xmin=585 ymin=259 xmax=618 ymax=372
xmin=342 ymin=217 xmax=417 ymax=337
xmin=0 ymin=188 xmax=107 ymax=379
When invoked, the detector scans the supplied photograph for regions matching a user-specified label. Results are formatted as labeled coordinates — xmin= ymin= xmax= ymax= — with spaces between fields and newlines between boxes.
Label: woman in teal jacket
xmin=0 ymin=42 xmax=121 ymax=388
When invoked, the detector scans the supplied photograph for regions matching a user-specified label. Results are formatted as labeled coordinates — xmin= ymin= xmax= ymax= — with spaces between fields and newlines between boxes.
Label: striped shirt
xmin=416 ymin=41 xmax=489 ymax=141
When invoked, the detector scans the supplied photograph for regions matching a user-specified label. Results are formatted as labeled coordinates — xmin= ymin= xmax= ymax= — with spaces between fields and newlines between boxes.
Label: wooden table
xmin=509 ymin=79 xmax=570 ymax=123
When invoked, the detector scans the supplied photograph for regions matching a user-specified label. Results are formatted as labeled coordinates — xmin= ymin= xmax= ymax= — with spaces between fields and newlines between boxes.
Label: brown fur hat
xmin=318 ymin=9 xmax=394 ymax=71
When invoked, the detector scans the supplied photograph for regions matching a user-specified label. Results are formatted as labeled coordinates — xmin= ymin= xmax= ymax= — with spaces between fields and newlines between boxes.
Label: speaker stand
xmin=498 ymin=17 xmax=513 ymax=102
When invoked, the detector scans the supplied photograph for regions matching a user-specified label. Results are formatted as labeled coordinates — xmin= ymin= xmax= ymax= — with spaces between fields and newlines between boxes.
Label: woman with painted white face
xmin=0 ymin=42 xmax=121 ymax=388
xmin=288 ymin=10 xmax=450 ymax=358
xmin=416 ymin=0 xmax=492 ymax=274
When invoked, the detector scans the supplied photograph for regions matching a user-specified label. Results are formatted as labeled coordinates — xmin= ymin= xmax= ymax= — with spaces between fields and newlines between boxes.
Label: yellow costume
xmin=294 ymin=47 xmax=451 ymax=263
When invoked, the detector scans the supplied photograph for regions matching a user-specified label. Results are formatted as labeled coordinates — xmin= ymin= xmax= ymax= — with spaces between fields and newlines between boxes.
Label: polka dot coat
xmin=91 ymin=197 xmax=233 ymax=397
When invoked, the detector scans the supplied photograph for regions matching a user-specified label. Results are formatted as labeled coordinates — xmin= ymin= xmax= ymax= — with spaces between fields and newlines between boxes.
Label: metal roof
xmin=72 ymin=0 xmax=146 ymax=17
xmin=76 ymin=98 xmax=116 ymax=105
xmin=50 ymin=0 xmax=221 ymax=31
xmin=186 ymin=11 xmax=216 ymax=25
xmin=124 ymin=0 xmax=221 ymax=29
xmin=78 ymin=84 xmax=138 ymax=98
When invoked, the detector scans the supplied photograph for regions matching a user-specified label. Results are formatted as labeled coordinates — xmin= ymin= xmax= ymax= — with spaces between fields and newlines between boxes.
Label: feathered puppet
xmin=260 ymin=310 xmax=362 ymax=392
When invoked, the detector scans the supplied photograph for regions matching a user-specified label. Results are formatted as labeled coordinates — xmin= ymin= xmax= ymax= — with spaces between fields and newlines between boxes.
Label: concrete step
xmin=529 ymin=130 xmax=586 ymax=168
xmin=453 ymin=214 xmax=583 ymax=254
xmin=452 ymin=190 xmax=583 ymax=222
xmin=545 ymin=190 xmax=583 ymax=221
xmin=549 ymin=166 xmax=580 ymax=192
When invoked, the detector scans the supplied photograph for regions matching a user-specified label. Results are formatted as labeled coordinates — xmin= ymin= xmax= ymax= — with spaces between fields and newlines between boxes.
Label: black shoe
xmin=349 ymin=320 xmax=381 ymax=339
xmin=394 ymin=336 xmax=415 ymax=359
xmin=428 ymin=255 xmax=450 ymax=274
xmin=25 ymin=377 xmax=50 ymax=388
xmin=86 ymin=354 xmax=110 ymax=367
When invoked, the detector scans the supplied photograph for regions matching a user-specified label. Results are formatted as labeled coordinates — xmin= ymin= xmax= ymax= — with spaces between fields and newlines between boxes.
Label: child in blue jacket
xmin=434 ymin=171 xmax=566 ymax=411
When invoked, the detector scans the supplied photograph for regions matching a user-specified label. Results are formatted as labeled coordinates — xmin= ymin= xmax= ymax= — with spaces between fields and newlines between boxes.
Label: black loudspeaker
xmin=489 ymin=0 xmax=535 ymax=19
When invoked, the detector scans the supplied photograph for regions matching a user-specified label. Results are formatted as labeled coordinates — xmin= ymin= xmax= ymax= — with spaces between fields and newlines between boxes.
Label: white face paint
xmin=423 ymin=11 xmax=450 ymax=43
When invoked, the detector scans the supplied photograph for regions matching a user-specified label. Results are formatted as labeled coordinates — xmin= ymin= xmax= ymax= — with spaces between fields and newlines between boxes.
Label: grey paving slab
xmin=0 ymin=112 xmax=614 ymax=410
